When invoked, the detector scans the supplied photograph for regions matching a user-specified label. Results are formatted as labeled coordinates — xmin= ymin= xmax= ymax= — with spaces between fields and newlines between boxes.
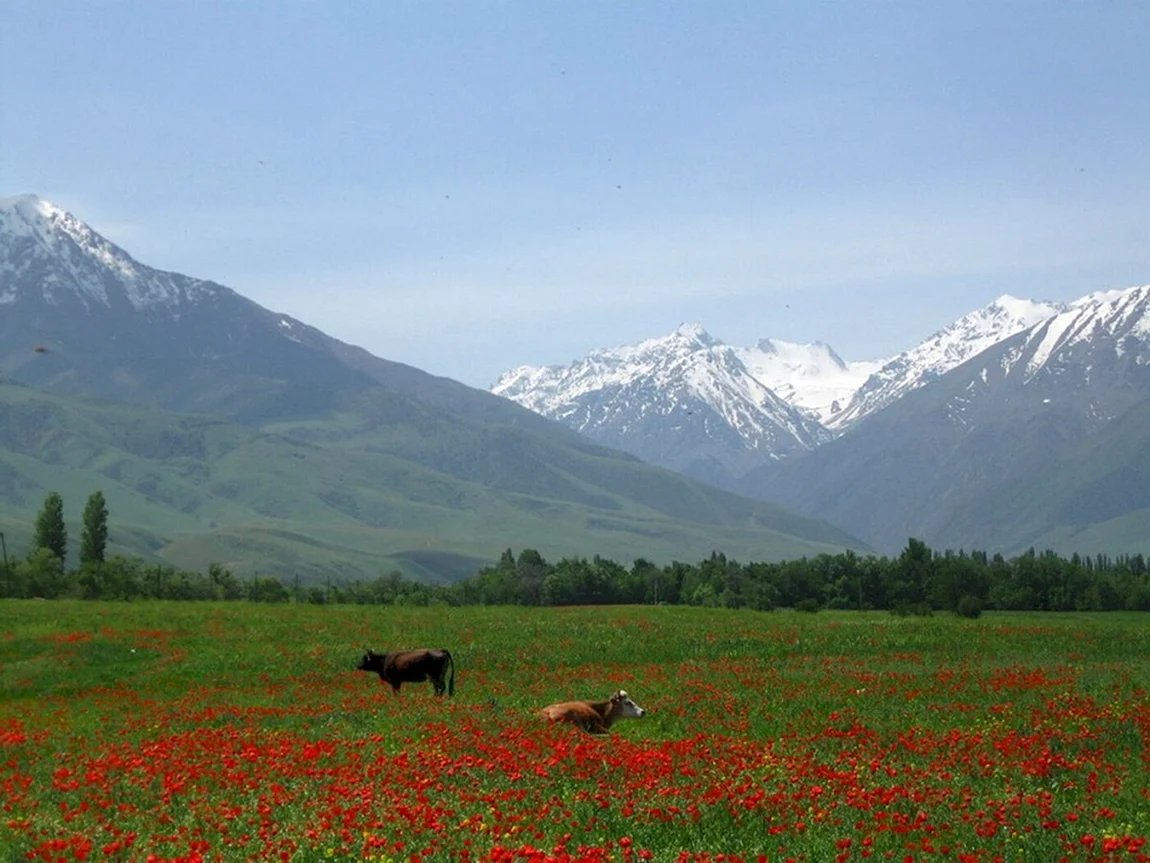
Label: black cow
xmin=357 ymin=648 xmax=455 ymax=696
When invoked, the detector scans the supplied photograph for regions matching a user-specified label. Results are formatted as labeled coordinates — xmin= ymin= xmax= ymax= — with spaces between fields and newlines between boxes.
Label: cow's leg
xmin=585 ymin=717 xmax=609 ymax=734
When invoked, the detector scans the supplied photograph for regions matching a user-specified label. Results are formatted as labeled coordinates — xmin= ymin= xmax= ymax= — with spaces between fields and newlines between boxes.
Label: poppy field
xmin=1 ymin=601 xmax=1149 ymax=862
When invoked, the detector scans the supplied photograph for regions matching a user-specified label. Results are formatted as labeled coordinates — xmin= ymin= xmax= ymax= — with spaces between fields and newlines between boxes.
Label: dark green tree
xmin=208 ymin=562 xmax=243 ymax=600
xmin=21 ymin=547 xmax=70 ymax=598
xmin=33 ymin=492 xmax=67 ymax=562
xmin=892 ymin=537 xmax=933 ymax=609
xmin=80 ymin=491 xmax=109 ymax=566
xmin=515 ymin=549 xmax=550 ymax=605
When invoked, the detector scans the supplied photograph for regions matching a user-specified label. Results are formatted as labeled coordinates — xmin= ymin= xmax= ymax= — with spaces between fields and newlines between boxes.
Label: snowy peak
xmin=0 ymin=194 xmax=58 ymax=223
xmin=988 ymin=293 xmax=1059 ymax=322
xmin=495 ymin=325 xmax=726 ymax=413
xmin=751 ymin=337 xmax=847 ymax=370
xmin=0 ymin=193 xmax=216 ymax=310
xmin=0 ymin=194 xmax=54 ymax=222
xmin=494 ymin=283 xmax=1150 ymax=495
xmin=492 ymin=325 xmax=832 ymax=485
xmin=746 ymin=285 xmax=1150 ymax=557
xmin=919 ymin=294 xmax=1065 ymax=370
xmin=827 ymin=293 xmax=1066 ymax=431
xmin=1009 ymin=284 xmax=1150 ymax=382
xmin=736 ymin=338 xmax=886 ymax=423
xmin=1 ymin=193 xmax=140 ymax=281
xmin=671 ymin=321 xmax=719 ymax=348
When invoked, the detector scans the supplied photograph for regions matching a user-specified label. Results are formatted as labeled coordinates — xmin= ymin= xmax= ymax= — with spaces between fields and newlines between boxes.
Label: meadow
xmin=1 ymin=601 xmax=1148 ymax=862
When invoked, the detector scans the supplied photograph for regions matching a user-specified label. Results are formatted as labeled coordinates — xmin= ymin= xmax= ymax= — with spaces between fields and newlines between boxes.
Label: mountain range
xmin=493 ymin=324 xmax=832 ymax=488
xmin=0 ymin=194 xmax=864 ymax=582
xmin=8 ymin=192 xmax=1146 ymax=569
xmin=494 ymin=283 xmax=1150 ymax=556
xmin=742 ymin=286 xmax=1150 ymax=555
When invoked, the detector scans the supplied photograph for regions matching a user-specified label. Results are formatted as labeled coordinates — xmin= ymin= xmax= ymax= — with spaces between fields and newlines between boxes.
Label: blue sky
xmin=3 ymin=2 xmax=1149 ymax=387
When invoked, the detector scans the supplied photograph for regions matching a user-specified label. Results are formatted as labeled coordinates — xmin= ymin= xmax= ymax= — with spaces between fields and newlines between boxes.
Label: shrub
xmin=955 ymin=594 xmax=983 ymax=618
xmin=795 ymin=598 xmax=821 ymax=613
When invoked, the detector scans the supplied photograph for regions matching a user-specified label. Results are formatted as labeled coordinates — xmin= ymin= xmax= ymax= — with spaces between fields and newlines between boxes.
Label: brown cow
xmin=539 ymin=689 xmax=646 ymax=734
xmin=357 ymin=648 xmax=455 ymax=696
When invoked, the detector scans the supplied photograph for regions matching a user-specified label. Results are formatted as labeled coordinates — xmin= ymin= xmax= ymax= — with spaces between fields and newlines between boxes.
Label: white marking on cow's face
xmin=613 ymin=690 xmax=646 ymax=719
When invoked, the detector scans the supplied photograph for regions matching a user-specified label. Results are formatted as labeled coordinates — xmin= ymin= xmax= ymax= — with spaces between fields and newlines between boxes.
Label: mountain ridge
xmin=826 ymin=295 xmax=1068 ymax=431
xmin=491 ymin=294 xmax=1070 ymax=484
xmin=0 ymin=195 xmax=866 ymax=579
xmin=493 ymin=323 xmax=830 ymax=487
xmin=738 ymin=284 xmax=1150 ymax=554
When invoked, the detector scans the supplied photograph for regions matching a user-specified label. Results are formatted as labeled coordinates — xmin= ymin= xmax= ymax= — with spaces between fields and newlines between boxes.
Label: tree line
xmin=4 ymin=492 xmax=1150 ymax=613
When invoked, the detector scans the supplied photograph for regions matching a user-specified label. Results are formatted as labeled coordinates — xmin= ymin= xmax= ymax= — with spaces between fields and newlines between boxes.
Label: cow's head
xmin=610 ymin=690 xmax=646 ymax=719
xmin=357 ymin=649 xmax=385 ymax=673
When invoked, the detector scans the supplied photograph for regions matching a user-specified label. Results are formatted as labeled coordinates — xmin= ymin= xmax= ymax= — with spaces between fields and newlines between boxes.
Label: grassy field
xmin=0 ymin=382 xmax=861 ymax=584
xmin=1 ymin=602 xmax=1148 ymax=861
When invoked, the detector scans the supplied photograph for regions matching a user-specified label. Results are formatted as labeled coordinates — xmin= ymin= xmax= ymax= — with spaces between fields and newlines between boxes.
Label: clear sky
xmin=3 ymin=2 xmax=1149 ymax=388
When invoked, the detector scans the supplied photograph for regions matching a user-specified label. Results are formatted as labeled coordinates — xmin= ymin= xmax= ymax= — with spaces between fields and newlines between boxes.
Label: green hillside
xmin=0 ymin=382 xmax=863 ymax=582
xmin=970 ymin=398 xmax=1150 ymax=556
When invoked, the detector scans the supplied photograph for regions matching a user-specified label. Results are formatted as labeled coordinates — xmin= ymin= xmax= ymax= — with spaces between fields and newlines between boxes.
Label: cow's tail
xmin=444 ymin=649 xmax=455 ymax=697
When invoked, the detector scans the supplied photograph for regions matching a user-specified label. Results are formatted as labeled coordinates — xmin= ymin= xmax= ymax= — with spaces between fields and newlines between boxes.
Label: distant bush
xmin=955 ymin=594 xmax=983 ymax=618
xmin=795 ymin=598 xmax=820 ymax=613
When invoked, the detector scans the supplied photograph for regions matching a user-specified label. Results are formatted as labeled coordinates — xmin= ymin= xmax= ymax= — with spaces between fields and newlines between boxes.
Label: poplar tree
xmin=81 ymin=491 xmax=109 ymax=565
xmin=33 ymin=492 xmax=67 ymax=562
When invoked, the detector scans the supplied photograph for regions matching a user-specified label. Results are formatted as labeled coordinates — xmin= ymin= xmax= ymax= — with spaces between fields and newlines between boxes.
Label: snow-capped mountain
xmin=1012 ymin=287 xmax=1150 ymax=383
xmin=826 ymin=295 xmax=1066 ymax=431
xmin=493 ymin=291 xmax=1122 ymax=494
xmin=734 ymin=339 xmax=887 ymax=424
xmin=742 ymin=284 xmax=1150 ymax=555
xmin=0 ymin=194 xmax=386 ymax=421
xmin=494 ymin=324 xmax=831 ymax=487
xmin=0 ymin=194 xmax=867 ymax=573
xmin=0 ymin=194 xmax=214 ymax=310
xmin=2 ymin=193 xmax=549 ymax=426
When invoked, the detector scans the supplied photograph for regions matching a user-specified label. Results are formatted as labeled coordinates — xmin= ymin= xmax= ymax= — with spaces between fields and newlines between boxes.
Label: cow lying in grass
xmin=539 ymin=690 xmax=646 ymax=734
xmin=357 ymin=648 xmax=455 ymax=696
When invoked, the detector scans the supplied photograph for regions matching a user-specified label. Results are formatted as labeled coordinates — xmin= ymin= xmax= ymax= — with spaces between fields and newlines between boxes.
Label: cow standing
xmin=539 ymin=690 xmax=646 ymax=734
xmin=357 ymin=648 xmax=455 ymax=696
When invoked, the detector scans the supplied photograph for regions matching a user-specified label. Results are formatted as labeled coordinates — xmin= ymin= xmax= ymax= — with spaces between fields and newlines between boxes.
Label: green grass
xmin=0 ymin=601 xmax=1148 ymax=861
xmin=0 ymin=382 xmax=862 ymax=584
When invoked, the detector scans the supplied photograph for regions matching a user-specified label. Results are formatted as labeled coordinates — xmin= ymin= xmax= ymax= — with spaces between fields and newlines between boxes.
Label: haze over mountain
xmin=0 ymin=195 xmax=865 ymax=580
